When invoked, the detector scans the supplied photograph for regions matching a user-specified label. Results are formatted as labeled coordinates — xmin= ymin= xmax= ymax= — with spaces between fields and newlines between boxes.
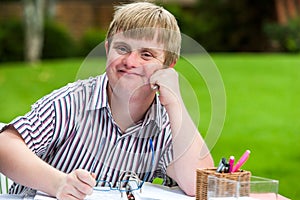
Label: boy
xmin=0 ymin=2 xmax=213 ymax=199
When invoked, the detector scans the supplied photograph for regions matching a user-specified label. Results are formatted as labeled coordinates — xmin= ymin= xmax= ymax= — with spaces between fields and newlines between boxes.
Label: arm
xmin=0 ymin=126 xmax=95 ymax=199
xmin=150 ymin=68 xmax=214 ymax=196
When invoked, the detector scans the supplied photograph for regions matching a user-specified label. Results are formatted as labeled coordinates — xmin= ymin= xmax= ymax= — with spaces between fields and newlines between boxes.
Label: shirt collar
xmin=87 ymin=73 xmax=109 ymax=111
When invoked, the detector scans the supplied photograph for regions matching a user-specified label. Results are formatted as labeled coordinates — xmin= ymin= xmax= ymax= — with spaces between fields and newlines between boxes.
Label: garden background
xmin=1 ymin=0 xmax=300 ymax=199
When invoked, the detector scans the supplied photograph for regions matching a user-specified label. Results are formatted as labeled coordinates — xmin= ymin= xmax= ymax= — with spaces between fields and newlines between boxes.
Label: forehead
xmin=111 ymin=32 xmax=165 ymax=51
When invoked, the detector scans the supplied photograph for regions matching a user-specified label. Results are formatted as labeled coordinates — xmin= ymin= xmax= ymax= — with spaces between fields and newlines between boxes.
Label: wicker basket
xmin=196 ymin=168 xmax=251 ymax=200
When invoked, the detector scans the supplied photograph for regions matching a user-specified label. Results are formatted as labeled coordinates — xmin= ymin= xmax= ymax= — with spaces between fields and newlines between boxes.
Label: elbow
xmin=181 ymin=156 xmax=214 ymax=196
xmin=176 ymin=181 xmax=195 ymax=196
xmin=183 ymin=187 xmax=196 ymax=197
xmin=176 ymin=175 xmax=196 ymax=197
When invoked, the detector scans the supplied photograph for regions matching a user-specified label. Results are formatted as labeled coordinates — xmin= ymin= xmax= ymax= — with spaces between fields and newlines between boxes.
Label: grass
xmin=0 ymin=53 xmax=299 ymax=199
xmin=210 ymin=54 xmax=300 ymax=199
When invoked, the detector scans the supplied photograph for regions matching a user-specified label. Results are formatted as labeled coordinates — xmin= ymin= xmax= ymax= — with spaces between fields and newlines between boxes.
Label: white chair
xmin=0 ymin=173 xmax=12 ymax=194
xmin=1 ymin=123 xmax=12 ymax=194
xmin=0 ymin=122 xmax=6 ymax=131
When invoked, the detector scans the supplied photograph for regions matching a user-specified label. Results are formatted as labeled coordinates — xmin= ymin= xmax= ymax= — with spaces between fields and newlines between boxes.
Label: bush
xmin=78 ymin=28 xmax=107 ymax=56
xmin=0 ymin=20 xmax=78 ymax=62
xmin=164 ymin=0 xmax=274 ymax=52
xmin=0 ymin=20 xmax=24 ymax=62
xmin=42 ymin=21 xmax=77 ymax=59
xmin=264 ymin=18 xmax=300 ymax=52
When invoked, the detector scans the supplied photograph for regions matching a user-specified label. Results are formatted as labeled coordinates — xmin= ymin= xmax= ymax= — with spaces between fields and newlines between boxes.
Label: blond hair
xmin=106 ymin=2 xmax=181 ymax=66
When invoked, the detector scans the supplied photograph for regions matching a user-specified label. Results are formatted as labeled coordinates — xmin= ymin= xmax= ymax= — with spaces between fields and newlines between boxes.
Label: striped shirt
xmin=9 ymin=74 xmax=174 ymax=195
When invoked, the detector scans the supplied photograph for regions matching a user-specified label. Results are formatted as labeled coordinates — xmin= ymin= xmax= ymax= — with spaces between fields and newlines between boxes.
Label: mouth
xmin=117 ymin=69 xmax=141 ymax=76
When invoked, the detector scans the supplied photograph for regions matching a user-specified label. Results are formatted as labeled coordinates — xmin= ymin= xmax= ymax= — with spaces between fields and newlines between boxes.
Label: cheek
xmin=106 ymin=50 xmax=122 ymax=67
xmin=144 ymin=62 xmax=164 ymax=75
xmin=145 ymin=69 xmax=156 ymax=79
xmin=105 ymin=58 xmax=120 ymax=82
xmin=106 ymin=56 xmax=122 ymax=74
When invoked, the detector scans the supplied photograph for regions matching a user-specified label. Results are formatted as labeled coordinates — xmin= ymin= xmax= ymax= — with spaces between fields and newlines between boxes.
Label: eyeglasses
xmin=92 ymin=138 xmax=155 ymax=196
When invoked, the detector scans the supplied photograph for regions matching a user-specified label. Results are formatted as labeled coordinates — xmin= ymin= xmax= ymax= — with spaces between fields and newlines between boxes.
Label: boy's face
xmin=105 ymin=33 xmax=166 ymax=96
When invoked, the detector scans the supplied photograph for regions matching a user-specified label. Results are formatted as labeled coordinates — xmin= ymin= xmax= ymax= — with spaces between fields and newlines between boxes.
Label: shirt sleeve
xmin=10 ymin=95 xmax=56 ymax=157
xmin=9 ymin=80 xmax=88 ymax=158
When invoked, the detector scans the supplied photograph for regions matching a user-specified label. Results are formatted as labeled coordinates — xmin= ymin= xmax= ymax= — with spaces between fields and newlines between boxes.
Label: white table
xmin=0 ymin=194 xmax=30 ymax=199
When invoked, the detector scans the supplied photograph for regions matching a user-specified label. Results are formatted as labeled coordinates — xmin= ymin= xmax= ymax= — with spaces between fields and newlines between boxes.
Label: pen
xmin=152 ymin=84 xmax=159 ymax=91
xmin=232 ymin=150 xmax=250 ymax=172
xmin=228 ymin=156 xmax=235 ymax=173
xmin=152 ymin=84 xmax=160 ymax=96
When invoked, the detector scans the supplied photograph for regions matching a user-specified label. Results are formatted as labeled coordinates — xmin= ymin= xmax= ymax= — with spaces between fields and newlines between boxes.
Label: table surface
xmin=0 ymin=194 xmax=291 ymax=200
xmin=0 ymin=194 xmax=30 ymax=199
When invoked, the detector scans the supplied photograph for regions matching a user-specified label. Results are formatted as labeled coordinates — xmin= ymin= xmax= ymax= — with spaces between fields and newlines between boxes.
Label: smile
xmin=118 ymin=69 xmax=142 ymax=76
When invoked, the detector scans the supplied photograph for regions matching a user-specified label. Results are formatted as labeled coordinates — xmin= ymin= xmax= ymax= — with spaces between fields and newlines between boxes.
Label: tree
xmin=275 ymin=0 xmax=300 ymax=24
xmin=23 ymin=0 xmax=46 ymax=63
xmin=46 ymin=0 xmax=57 ymax=20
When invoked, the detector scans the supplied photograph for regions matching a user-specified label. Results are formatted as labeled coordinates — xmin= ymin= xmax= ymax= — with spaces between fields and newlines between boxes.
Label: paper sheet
xmin=34 ymin=182 xmax=193 ymax=200
xmin=132 ymin=182 xmax=194 ymax=200
xmin=34 ymin=190 xmax=126 ymax=200
xmin=209 ymin=198 xmax=259 ymax=200
xmin=34 ymin=186 xmax=279 ymax=200
xmin=85 ymin=190 xmax=126 ymax=200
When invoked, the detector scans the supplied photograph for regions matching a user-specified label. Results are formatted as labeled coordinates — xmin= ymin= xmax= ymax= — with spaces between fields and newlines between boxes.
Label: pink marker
xmin=232 ymin=150 xmax=250 ymax=172
xmin=228 ymin=156 xmax=235 ymax=173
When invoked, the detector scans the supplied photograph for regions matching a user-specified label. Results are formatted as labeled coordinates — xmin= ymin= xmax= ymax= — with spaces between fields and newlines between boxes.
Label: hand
xmin=150 ymin=68 xmax=181 ymax=107
xmin=56 ymin=169 xmax=96 ymax=200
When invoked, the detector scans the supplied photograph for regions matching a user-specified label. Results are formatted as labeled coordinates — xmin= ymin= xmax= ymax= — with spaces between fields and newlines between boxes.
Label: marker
xmin=216 ymin=158 xmax=224 ymax=172
xmin=232 ymin=150 xmax=250 ymax=172
xmin=228 ymin=156 xmax=235 ymax=173
xmin=216 ymin=157 xmax=227 ymax=173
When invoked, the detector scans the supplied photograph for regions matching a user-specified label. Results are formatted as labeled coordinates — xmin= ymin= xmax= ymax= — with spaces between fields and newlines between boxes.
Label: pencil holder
xmin=196 ymin=167 xmax=251 ymax=200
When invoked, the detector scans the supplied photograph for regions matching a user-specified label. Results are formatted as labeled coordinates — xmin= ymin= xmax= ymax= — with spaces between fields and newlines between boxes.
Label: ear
xmin=105 ymin=41 xmax=109 ymax=55
xmin=169 ymin=60 xmax=177 ymax=68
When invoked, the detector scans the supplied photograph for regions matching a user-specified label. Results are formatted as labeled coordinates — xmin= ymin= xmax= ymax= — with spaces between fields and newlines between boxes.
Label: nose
xmin=123 ymin=50 xmax=140 ymax=69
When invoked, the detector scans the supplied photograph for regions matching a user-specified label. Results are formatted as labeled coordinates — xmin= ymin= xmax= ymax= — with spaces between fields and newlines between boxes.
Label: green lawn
xmin=209 ymin=54 xmax=299 ymax=199
xmin=0 ymin=53 xmax=299 ymax=199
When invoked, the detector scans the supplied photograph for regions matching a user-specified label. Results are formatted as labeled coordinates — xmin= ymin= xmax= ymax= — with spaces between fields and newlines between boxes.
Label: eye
xmin=141 ymin=51 xmax=154 ymax=60
xmin=114 ymin=45 xmax=130 ymax=55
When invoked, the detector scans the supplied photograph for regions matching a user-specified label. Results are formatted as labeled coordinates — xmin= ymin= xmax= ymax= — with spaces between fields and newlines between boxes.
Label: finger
xmin=57 ymin=184 xmax=86 ymax=200
xmin=150 ymin=68 xmax=164 ymax=81
xmin=73 ymin=170 xmax=95 ymax=195
xmin=150 ymin=68 xmax=175 ymax=87
xmin=73 ymin=187 xmax=89 ymax=200
xmin=149 ymin=69 xmax=165 ymax=88
xmin=149 ymin=76 xmax=158 ymax=89
xmin=90 ymin=172 xmax=96 ymax=179
xmin=67 ymin=188 xmax=86 ymax=200
xmin=76 ymin=169 xmax=96 ymax=186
